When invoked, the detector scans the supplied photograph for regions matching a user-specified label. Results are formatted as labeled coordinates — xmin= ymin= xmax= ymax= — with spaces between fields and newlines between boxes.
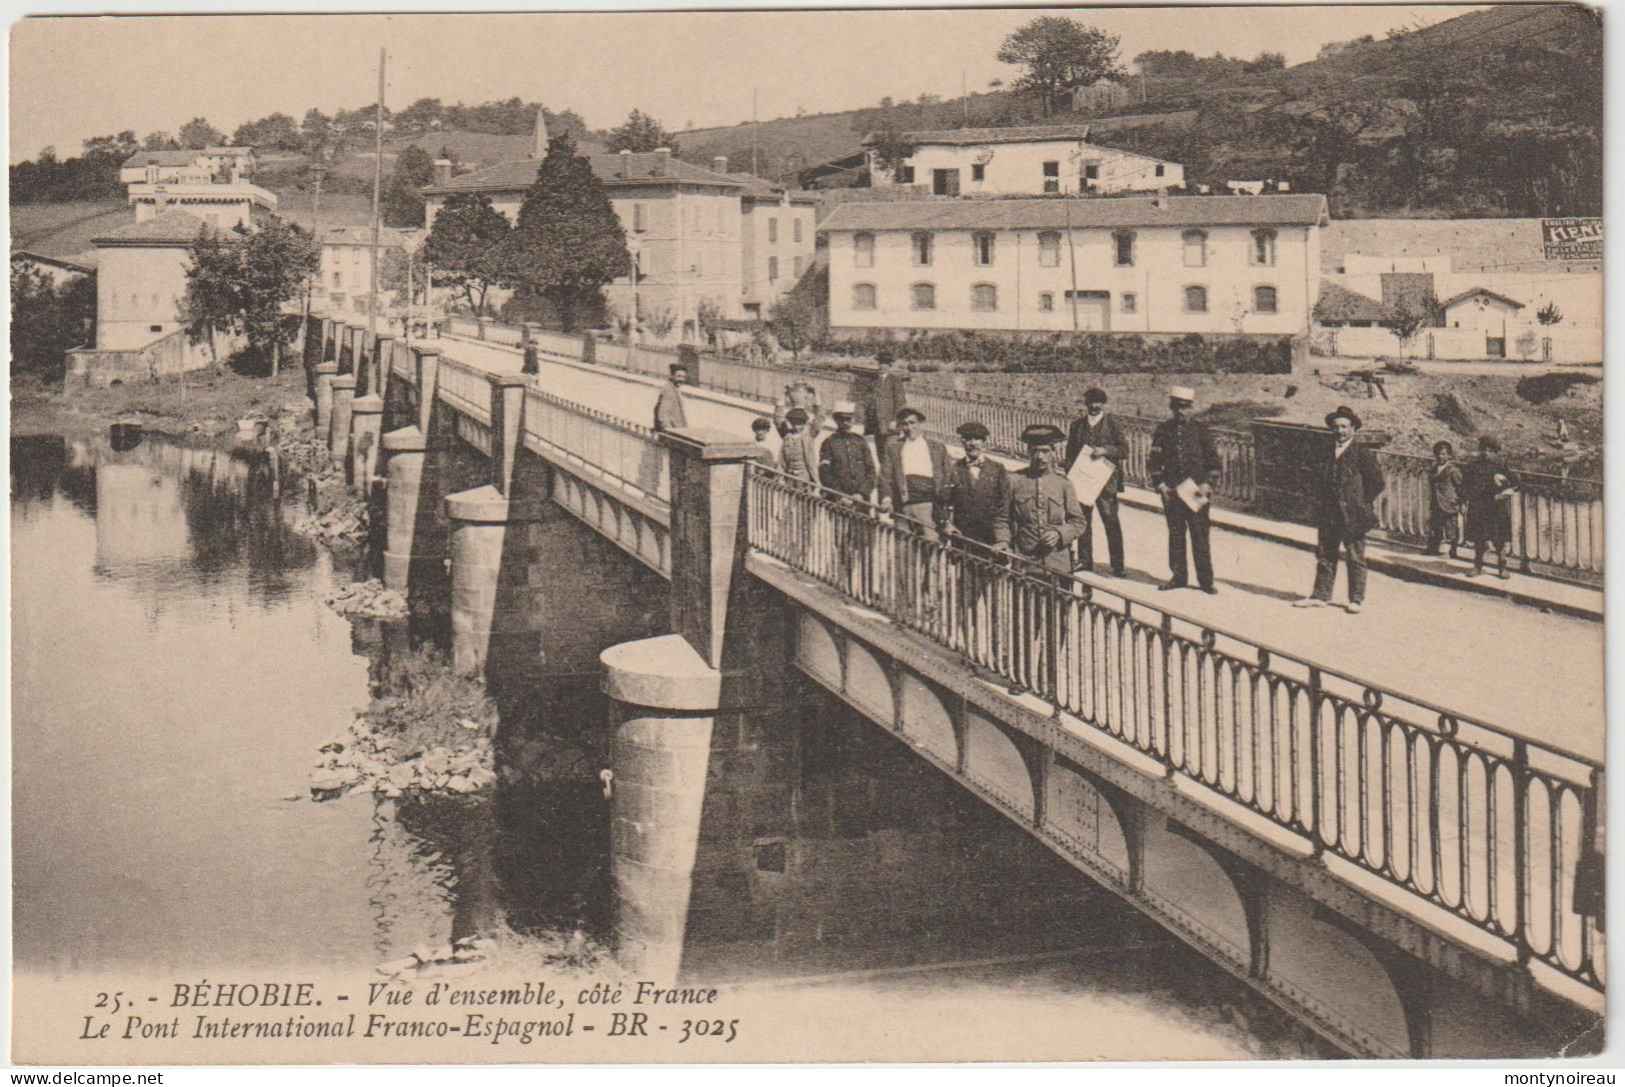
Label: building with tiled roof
xmin=822 ymin=194 xmax=1327 ymax=338
xmin=420 ymin=129 xmax=818 ymax=334
xmin=10 ymin=248 xmax=98 ymax=288
xmin=88 ymin=210 xmax=215 ymax=350
xmin=863 ymin=123 xmax=1184 ymax=197
xmin=314 ymin=225 xmax=419 ymax=319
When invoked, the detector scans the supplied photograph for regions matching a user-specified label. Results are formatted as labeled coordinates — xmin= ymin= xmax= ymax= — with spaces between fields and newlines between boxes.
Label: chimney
xmin=153 ymin=186 xmax=168 ymax=214
xmin=1152 ymin=186 xmax=1169 ymax=208
xmin=653 ymin=147 xmax=672 ymax=177
xmin=619 ymin=148 xmax=633 ymax=179
xmin=713 ymin=155 xmax=729 ymax=175
xmin=433 ymin=158 xmax=452 ymax=187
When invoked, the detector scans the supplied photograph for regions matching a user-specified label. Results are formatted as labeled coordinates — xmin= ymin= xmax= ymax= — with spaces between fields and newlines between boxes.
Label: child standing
xmin=1461 ymin=436 xmax=1518 ymax=579
xmin=1426 ymin=440 xmax=1464 ymax=560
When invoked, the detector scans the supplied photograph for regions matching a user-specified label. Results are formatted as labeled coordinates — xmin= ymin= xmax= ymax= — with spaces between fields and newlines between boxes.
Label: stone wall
xmin=65 ymin=327 xmax=242 ymax=390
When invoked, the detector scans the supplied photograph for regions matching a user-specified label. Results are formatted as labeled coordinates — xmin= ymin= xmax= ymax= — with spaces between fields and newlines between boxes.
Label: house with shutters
xmin=821 ymin=194 xmax=1328 ymax=337
xmin=864 ymin=124 xmax=1183 ymax=197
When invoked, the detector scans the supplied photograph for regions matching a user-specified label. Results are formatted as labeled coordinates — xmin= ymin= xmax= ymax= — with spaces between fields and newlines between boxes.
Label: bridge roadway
xmin=430 ymin=334 xmax=1603 ymax=765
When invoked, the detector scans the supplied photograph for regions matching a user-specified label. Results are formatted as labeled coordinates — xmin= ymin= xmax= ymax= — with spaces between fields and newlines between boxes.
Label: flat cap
xmin=1021 ymin=423 xmax=1066 ymax=446
xmin=1083 ymin=387 xmax=1108 ymax=405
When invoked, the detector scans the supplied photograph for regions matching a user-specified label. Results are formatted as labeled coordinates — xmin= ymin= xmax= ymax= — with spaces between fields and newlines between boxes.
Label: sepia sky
xmin=10 ymin=4 xmax=1492 ymax=163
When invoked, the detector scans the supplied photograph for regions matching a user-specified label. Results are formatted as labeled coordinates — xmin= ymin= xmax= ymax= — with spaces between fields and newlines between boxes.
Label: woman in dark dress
xmin=1460 ymin=436 xmax=1517 ymax=579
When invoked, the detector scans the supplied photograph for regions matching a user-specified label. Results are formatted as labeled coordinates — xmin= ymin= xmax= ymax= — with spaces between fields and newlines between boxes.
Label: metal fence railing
xmin=522 ymin=385 xmax=670 ymax=507
xmin=436 ymin=356 xmax=494 ymax=426
xmin=746 ymin=466 xmax=1604 ymax=994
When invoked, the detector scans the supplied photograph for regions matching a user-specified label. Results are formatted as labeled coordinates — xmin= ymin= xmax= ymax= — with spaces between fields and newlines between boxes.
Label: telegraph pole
xmin=367 ymin=47 xmax=386 ymax=389
xmin=751 ymin=89 xmax=759 ymax=177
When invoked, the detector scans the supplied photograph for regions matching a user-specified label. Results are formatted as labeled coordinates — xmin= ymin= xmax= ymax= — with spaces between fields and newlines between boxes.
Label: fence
xmin=746 ymin=467 xmax=1603 ymax=994
xmin=437 ymin=315 xmax=1601 ymax=581
xmin=522 ymin=385 xmax=670 ymax=507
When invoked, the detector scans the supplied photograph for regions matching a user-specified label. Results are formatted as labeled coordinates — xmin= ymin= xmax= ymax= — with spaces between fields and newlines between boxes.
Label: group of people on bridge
xmin=651 ymin=350 xmax=1524 ymax=616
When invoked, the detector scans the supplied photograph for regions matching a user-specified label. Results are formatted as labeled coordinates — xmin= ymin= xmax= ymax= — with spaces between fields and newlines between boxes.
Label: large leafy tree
xmin=423 ymin=191 xmax=512 ymax=316
xmin=185 ymin=218 xmax=319 ymax=374
xmin=10 ymin=265 xmax=96 ymax=381
xmin=498 ymin=132 xmax=629 ymax=333
xmin=177 ymin=116 xmax=226 ymax=149
xmin=996 ymin=17 xmax=1125 ymax=112
xmin=382 ymin=145 xmax=436 ymax=227
xmin=605 ymin=109 xmax=679 ymax=154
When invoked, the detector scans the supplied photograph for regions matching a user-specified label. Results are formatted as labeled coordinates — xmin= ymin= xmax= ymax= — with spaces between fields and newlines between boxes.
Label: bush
xmin=1430 ymin=392 xmax=1476 ymax=436
xmin=1515 ymin=372 xmax=1599 ymax=405
xmin=810 ymin=330 xmax=1294 ymax=374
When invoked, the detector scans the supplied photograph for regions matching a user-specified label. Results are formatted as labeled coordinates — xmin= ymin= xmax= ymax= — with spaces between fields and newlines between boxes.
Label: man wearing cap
xmin=942 ymin=422 xmax=1011 ymax=547
xmin=866 ymin=349 xmax=909 ymax=464
xmin=880 ymin=408 xmax=950 ymax=538
xmin=654 ymin=362 xmax=689 ymax=432
xmin=749 ymin=417 xmax=779 ymax=468
xmin=778 ymin=408 xmax=820 ymax=484
xmin=1148 ymin=386 xmax=1221 ymax=594
xmin=1064 ymin=387 xmax=1127 ymax=577
xmin=1009 ymin=425 xmax=1087 ymax=575
xmin=819 ymin=400 xmax=877 ymax=499
xmin=1296 ymin=405 xmax=1384 ymax=613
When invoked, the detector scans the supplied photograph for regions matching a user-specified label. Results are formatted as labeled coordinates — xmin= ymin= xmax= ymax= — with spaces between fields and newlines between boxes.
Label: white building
xmin=314 ymin=225 xmax=419 ymax=317
xmin=865 ymin=124 xmax=1183 ymax=197
xmin=821 ymin=194 xmax=1327 ymax=337
xmin=10 ymin=249 xmax=97 ymax=289
xmin=729 ymin=161 xmax=819 ymax=320
xmin=89 ymin=209 xmax=212 ymax=350
xmin=119 ymin=146 xmax=276 ymax=228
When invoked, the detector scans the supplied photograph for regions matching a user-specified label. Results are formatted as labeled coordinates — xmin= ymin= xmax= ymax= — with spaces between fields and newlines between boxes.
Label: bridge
xmin=302 ymin=314 xmax=1604 ymax=1059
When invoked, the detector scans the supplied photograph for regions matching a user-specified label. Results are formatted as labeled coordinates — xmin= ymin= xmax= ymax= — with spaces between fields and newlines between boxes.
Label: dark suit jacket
xmin=1148 ymin=417 xmax=1220 ymax=489
xmin=1064 ymin=413 xmax=1127 ymax=494
xmin=818 ymin=430 xmax=877 ymax=497
xmin=1314 ymin=442 xmax=1385 ymax=535
xmin=880 ymin=437 xmax=950 ymax=510
xmin=866 ymin=369 xmax=909 ymax=436
xmin=942 ymin=457 xmax=1011 ymax=545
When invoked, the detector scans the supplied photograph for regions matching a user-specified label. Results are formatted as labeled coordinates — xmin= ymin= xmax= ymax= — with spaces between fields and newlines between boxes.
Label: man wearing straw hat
xmin=819 ymin=400 xmax=877 ymax=500
xmin=1148 ymin=385 xmax=1220 ymax=594
xmin=1295 ymin=404 xmax=1384 ymax=613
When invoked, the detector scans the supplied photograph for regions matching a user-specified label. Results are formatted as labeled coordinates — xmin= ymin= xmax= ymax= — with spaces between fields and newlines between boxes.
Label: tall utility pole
xmin=962 ymin=71 xmax=969 ymax=123
xmin=367 ymin=46 xmax=386 ymax=390
xmin=751 ymin=89 xmax=759 ymax=177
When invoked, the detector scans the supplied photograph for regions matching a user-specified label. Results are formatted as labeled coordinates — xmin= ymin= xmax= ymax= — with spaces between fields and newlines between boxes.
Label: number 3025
xmin=678 ymin=1018 xmax=738 ymax=1044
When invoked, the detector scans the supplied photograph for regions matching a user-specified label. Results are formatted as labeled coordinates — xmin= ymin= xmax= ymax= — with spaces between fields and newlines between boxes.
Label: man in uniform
xmin=1148 ymin=386 xmax=1220 ymax=594
xmin=940 ymin=421 xmax=1010 ymax=663
xmin=1004 ymin=424 xmax=1088 ymax=696
xmin=1064 ymin=386 xmax=1127 ymax=577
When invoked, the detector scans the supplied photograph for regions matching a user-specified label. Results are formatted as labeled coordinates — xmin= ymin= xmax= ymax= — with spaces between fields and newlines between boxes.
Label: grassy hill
xmin=11 ymin=200 xmax=131 ymax=258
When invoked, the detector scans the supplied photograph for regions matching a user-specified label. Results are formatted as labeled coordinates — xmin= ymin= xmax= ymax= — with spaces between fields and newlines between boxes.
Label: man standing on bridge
xmin=1148 ymin=386 xmax=1220 ymax=595
xmin=1295 ymin=405 xmax=1384 ymax=614
xmin=818 ymin=400 xmax=877 ymax=500
xmin=654 ymin=362 xmax=690 ymax=432
xmin=1064 ymin=387 xmax=1127 ymax=577
xmin=866 ymin=349 xmax=909 ymax=465
xmin=1004 ymin=424 xmax=1087 ymax=696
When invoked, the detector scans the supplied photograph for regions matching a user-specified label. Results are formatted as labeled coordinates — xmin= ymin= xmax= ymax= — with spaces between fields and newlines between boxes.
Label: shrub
xmin=1515 ymin=372 xmax=1599 ymax=405
xmin=1430 ymin=392 xmax=1476 ymax=436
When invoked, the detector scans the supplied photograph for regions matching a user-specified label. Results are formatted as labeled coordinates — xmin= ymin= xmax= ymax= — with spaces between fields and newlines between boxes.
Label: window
xmin=1184 ymin=286 xmax=1209 ymax=313
xmin=971 ymin=163 xmax=985 ymax=182
xmin=895 ymin=165 xmax=915 ymax=184
xmin=768 ymin=218 xmax=778 ymax=243
xmin=852 ymin=283 xmax=877 ymax=311
xmin=1182 ymin=230 xmax=1208 ymax=268
xmin=1122 ymin=293 xmax=1138 ymax=314
xmin=1252 ymin=229 xmax=1277 ymax=266
xmin=1113 ymin=230 xmax=1136 ymax=267
xmin=633 ymin=203 xmax=647 ymax=232
xmin=768 ymin=256 xmax=779 ymax=281
xmin=853 ymin=232 xmax=875 ymax=268
xmin=793 ymin=256 xmax=804 ymax=278
xmin=1085 ymin=165 xmax=1100 ymax=180
xmin=973 ymin=231 xmax=995 ymax=267
xmin=1155 ymin=164 xmax=1166 ymax=178
xmin=793 ymin=219 xmax=803 ymax=243
xmin=970 ymin=283 xmax=998 ymax=312
xmin=912 ymin=232 xmax=934 ymax=266
xmin=332 ymin=271 xmax=343 ymax=287
xmin=1038 ymin=292 xmax=1054 ymax=313
xmin=1037 ymin=231 xmax=1061 ymax=267
xmin=150 ymin=324 xmax=163 ymax=333
xmin=1253 ymin=285 xmax=1278 ymax=313
xmin=911 ymin=282 xmax=936 ymax=311
xmin=1042 ymin=160 xmax=1060 ymax=194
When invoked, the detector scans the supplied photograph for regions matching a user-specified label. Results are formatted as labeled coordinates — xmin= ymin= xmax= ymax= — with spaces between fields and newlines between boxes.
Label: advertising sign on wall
xmin=1542 ymin=217 xmax=1603 ymax=260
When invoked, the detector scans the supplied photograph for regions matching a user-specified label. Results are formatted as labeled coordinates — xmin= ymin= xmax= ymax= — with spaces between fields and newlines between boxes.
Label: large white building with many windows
xmin=820 ymin=194 xmax=1329 ymax=336
xmin=865 ymin=125 xmax=1183 ymax=197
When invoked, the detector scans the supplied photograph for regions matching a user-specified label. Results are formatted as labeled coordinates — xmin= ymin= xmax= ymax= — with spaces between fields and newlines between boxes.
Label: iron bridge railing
xmin=745 ymin=465 xmax=1604 ymax=995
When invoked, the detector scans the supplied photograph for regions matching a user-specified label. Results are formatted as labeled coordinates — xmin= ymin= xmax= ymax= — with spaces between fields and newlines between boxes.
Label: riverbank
xmin=11 ymin=367 xmax=312 ymax=440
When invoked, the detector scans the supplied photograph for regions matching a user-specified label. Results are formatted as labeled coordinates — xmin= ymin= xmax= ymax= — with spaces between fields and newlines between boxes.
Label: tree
xmin=83 ymin=131 xmax=139 ymax=161
xmin=696 ymin=297 xmax=725 ymax=347
xmin=378 ymin=246 xmax=429 ymax=306
xmin=232 ymin=112 xmax=300 ymax=151
xmin=996 ymin=17 xmax=1125 ymax=113
xmin=496 ymin=132 xmax=628 ymax=333
xmin=142 ymin=131 xmax=179 ymax=151
xmin=185 ymin=218 xmax=319 ymax=374
xmin=178 ymin=117 xmax=226 ymax=149
xmin=770 ymin=296 xmax=822 ymax=361
xmin=395 ymin=97 xmax=445 ymax=133
xmin=422 ymin=191 xmax=512 ymax=316
xmin=10 ymin=265 xmax=96 ymax=381
xmin=867 ymin=128 xmax=918 ymax=173
xmin=605 ymin=109 xmax=678 ymax=154
xmin=382 ymin=145 xmax=435 ymax=227
xmin=1379 ymin=292 xmax=1437 ymax=358
xmin=1537 ymin=302 xmax=1564 ymax=326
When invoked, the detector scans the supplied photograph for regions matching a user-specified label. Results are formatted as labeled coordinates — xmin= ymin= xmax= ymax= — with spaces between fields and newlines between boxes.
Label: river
xmin=10 ymin=431 xmax=1319 ymax=1061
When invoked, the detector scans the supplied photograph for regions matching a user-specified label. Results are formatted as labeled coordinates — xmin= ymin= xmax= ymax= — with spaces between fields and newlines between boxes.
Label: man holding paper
xmin=1064 ymin=387 xmax=1127 ymax=577
xmin=1148 ymin=386 xmax=1221 ymax=595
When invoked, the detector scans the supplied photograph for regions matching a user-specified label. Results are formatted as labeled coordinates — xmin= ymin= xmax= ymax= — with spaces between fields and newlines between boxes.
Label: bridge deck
xmin=430 ymin=334 xmax=1603 ymax=764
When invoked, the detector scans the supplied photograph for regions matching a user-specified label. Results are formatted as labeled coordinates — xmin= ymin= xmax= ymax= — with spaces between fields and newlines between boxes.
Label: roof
xmin=864 ymin=124 xmax=1093 ymax=147
xmin=1441 ymin=286 xmax=1525 ymax=310
xmin=1314 ymin=280 xmax=1389 ymax=322
xmin=422 ymin=151 xmax=743 ymax=196
xmin=92 ymin=209 xmax=213 ymax=246
xmin=120 ymin=149 xmax=202 ymax=170
xmin=730 ymin=173 xmax=818 ymax=205
xmin=320 ymin=225 xmax=410 ymax=248
xmin=818 ymin=194 xmax=1331 ymax=233
xmin=11 ymin=249 xmax=98 ymax=273
xmin=203 ymin=146 xmax=253 ymax=156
